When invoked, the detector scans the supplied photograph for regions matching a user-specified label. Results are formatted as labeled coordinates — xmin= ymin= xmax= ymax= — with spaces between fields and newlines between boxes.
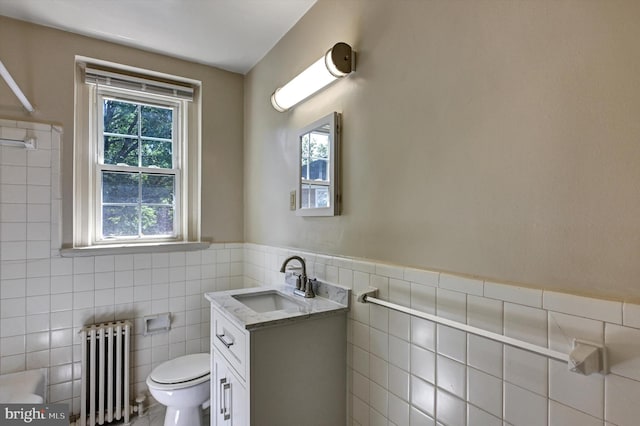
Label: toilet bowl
xmin=0 ymin=369 xmax=46 ymax=404
xmin=146 ymin=353 xmax=210 ymax=426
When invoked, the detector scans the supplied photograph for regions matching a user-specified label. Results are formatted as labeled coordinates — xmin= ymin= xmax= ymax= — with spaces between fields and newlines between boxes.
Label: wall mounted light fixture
xmin=271 ymin=42 xmax=355 ymax=112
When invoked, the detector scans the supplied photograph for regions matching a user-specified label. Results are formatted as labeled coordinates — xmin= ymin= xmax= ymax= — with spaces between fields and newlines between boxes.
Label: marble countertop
xmin=205 ymin=282 xmax=350 ymax=331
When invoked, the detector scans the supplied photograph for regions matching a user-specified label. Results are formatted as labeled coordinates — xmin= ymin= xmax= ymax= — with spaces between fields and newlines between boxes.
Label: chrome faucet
xmin=279 ymin=255 xmax=315 ymax=298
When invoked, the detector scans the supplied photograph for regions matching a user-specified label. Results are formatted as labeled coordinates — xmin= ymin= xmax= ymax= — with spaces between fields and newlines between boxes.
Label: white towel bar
xmin=0 ymin=137 xmax=36 ymax=150
xmin=357 ymin=288 xmax=607 ymax=375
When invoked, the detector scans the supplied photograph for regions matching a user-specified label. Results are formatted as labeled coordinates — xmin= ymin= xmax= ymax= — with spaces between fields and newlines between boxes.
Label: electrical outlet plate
xmin=289 ymin=190 xmax=296 ymax=210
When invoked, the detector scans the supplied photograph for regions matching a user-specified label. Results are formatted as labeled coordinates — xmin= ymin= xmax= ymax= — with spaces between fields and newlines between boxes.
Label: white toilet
xmin=146 ymin=353 xmax=210 ymax=426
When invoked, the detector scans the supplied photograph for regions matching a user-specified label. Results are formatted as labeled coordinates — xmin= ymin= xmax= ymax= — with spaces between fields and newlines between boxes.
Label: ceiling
xmin=0 ymin=0 xmax=316 ymax=74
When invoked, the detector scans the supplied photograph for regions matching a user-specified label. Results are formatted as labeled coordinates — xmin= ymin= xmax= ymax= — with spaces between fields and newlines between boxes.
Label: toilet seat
xmin=146 ymin=373 xmax=210 ymax=391
xmin=148 ymin=353 xmax=210 ymax=389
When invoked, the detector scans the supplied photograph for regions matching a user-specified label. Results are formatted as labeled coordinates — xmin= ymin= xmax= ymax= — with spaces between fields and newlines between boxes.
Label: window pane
xmin=301 ymin=184 xmax=330 ymax=209
xmin=303 ymin=159 xmax=328 ymax=182
xmin=301 ymin=133 xmax=310 ymax=159
xmin=301 ymin=133 xmax=311 ymax=180
xmin=141 ymin=139 xmax=173 ymax=168
xmin=103 ymin=205 xmax=139 ymax=237
xmin=103 ymin=137 xmax=138 ymax=166
xmin=301 ymin=184 xmax=310 ymax=208
xmin=141 ymin=174 xmax=174 ymax=204
xmin=103 ymin=172 xmax=139 ymax=203
xmin=103 ymin=100 xmax=138 ymax=135
xmin=310 ymin=132 xmax=329 ymax=160
xmin=141 ymin=105 xmax=172 ymax=139
xmin=313 ymin=185 xmax=330 ymax=208
xmin=301 ymin=132 xmax=329 ymax=181
xmin=141 ymin=206 xmax=174 ymax=235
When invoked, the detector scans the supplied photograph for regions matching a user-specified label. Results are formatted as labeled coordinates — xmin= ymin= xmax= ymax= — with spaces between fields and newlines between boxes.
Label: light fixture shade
xmin=271 ymin=42 xmax=355 ymax=112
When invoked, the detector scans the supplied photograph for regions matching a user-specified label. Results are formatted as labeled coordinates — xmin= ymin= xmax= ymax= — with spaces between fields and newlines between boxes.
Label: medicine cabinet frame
xmin=296 ymin=111 xmax=341 ymax=216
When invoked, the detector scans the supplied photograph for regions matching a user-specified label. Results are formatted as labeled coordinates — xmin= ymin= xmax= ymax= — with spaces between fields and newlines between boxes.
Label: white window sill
xmin=59 ymin=241 xmax=211 ymax=257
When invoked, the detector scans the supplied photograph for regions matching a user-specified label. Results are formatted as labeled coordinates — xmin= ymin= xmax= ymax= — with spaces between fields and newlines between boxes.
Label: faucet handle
xmin=303 ymin=278 xmax=316 ymax=298
xmin=295 ymin=275 xmax=303 ymax=291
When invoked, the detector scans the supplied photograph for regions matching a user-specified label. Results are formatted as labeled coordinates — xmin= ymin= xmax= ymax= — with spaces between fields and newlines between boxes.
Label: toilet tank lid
xmin=150 ymin=353 xmax=210 ymax=384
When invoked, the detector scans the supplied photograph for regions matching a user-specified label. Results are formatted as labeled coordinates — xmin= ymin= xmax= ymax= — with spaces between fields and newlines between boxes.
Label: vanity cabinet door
xmin=212 ymin=351 xmax=247 ymax=426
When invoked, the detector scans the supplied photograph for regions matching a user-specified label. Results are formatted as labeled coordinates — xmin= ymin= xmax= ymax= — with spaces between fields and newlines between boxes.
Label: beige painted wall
xmin=0 ymin=16 xmax=244 ymax=244
xmin=244 ymin=0 xmax=640 ymax=301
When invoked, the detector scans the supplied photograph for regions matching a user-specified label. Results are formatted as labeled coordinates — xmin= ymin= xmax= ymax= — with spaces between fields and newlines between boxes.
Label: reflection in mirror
xmin=300 ymin=124 xmax=329 ymax=208
xmin=297 ymin=112 xmax=340 ymax=216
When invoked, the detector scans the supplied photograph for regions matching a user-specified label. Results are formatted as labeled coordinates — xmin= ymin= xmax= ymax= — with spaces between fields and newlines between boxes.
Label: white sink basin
xmin=232 ymin=291 xmax=305 ymax=313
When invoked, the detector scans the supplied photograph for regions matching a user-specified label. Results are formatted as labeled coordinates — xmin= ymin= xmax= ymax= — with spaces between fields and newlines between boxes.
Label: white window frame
xmin=69 ymin=58 xmax=204 ymax=254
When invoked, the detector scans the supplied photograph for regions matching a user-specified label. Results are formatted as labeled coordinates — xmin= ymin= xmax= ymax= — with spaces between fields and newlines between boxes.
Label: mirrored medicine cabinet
xmin=296 ymin=112 xmax=341 ymax=216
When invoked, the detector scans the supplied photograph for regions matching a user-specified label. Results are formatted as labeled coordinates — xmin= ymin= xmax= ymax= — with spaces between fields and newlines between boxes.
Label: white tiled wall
xmin=244 ymin=243 xmax=640 ymax=426
xmin=0 ymin=119 xmax=243 ymax=415
xmin=4 ymin=119 xmax=639 ymax=425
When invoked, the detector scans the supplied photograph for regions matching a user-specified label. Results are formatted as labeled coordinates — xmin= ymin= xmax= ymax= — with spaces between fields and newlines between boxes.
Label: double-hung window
xmin=98 ymin=94 xmax=179 ymax=240
xmin=71 ymin=60 xmax=202 ymax=252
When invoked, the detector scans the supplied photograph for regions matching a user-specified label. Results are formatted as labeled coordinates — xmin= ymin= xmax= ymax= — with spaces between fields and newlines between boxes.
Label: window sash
xmin=98 ymin=95 xmax=179 ymax=168
xmin=96 ymin=168 xmax=180 ymax=241
xmin=93 ymin=88 xmax=183 ymax=244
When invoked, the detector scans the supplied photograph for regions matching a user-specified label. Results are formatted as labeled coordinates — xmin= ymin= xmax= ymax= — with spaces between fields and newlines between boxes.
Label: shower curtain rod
xmin=0 ymin=59 xmax=35 ymax=113
xmin=357 ymin=288 xmax=607 ymax=375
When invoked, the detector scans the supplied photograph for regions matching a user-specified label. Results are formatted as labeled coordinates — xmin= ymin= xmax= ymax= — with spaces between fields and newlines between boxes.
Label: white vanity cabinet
xmin=210 ymin=304 xmax=347 ymax=426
